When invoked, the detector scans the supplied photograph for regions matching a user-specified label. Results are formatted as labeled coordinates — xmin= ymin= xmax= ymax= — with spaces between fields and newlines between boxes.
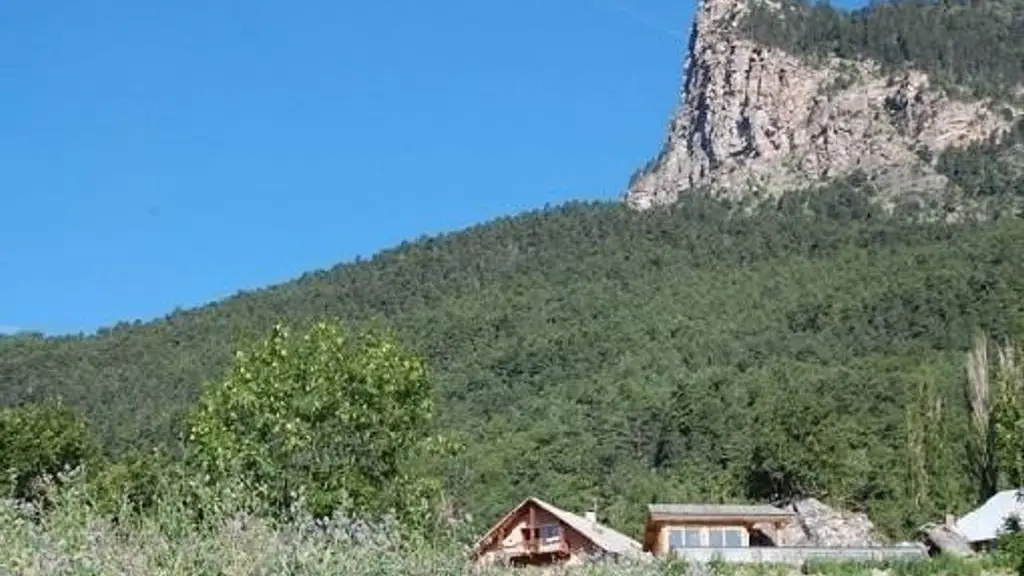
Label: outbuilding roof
xmin=647 ymin=503 xmax=795 ymax=519
xmin=955 ymin=489 xmax=1024 ymax=543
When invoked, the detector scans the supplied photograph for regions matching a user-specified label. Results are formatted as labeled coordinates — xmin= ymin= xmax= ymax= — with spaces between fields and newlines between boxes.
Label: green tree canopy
xmin=185 ymin=321 xmax=444 ymax=524
xmin=0 ymin=400 xmax=101 ymax=504
xmin=2 ymin=183 xmax=1024 ymax=538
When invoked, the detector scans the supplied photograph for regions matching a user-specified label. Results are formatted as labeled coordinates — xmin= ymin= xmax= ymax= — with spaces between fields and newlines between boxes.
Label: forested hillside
xmin=3 ymin=175 xmax=1024 ymax=538
xmin=743 ymin=0 xmax=1024 ymax=101
xmin=4 ymin=0 xmax=1024 ymax=556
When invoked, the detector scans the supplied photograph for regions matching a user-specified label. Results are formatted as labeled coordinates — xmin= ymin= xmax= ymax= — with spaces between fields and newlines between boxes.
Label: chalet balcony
xmin=502 ymin=524 xmax=571 ymax=562
xmin=502 ymin=538 xmax=570 ymax=557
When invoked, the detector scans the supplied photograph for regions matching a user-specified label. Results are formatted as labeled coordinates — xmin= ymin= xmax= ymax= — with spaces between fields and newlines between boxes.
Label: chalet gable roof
xmin=471 ymin=496 xmax=644 ymax=558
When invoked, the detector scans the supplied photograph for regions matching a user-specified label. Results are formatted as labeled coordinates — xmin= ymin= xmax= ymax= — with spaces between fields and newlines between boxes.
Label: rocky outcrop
xmin=773 ymin=498 xmax=886 ymax=547
xmin=625 ymin=0 xmax=1018 ymax=210
xmin=919 ymin=521 xmax=976 ymax=557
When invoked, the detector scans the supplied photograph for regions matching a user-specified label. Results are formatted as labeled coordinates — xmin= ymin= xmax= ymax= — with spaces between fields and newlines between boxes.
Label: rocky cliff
xmin=625 ymin=0 xmax=1020 ymax=210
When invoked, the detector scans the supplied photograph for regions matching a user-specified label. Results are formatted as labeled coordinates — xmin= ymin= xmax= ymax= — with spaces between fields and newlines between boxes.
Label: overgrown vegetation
xmin=0 ymin=491 xmax=1019 ymax=575
xmin=936 ymin=120 xmax=1024 ymax=199
xmin=2 ymin=174 xmax=1024 ymax=547
xmin=0 ymin=400 xmax=101 ymax=506
xmin=7 ymin=0 xmax=1024 ymax=548
xmin=1 ymin=3 xmax=1023 ymax=574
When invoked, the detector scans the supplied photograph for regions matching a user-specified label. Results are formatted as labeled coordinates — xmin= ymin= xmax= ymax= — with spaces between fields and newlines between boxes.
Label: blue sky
xmin=1 ymin=0 xmax=694 ymax=336
xmin=1 ymin=0 xmax=861 ymax=336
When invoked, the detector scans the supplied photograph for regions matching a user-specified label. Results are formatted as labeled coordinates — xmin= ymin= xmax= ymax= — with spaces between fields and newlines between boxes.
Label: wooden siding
xmin=474 ymin=502 xmax=599 ymax=567
xmin=644 ymin=516 xmax=790 ymax=556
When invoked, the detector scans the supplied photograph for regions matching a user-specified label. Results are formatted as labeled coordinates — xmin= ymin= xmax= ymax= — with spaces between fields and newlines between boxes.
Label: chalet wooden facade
xmin=643 ymin=503 xmax=796 ymax=557
xmin=471 ymin=497 xmax=644 ymax=568
xmin=473 ymin=498 xmax=928 ymax=568
xmin=642 ymin=503 xmax=927 ymax=565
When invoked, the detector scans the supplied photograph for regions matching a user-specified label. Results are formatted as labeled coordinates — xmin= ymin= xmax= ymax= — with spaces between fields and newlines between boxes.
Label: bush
xmin=0 ymin=400 xmax=101 ymax=505
xmin=997 ymin=513 xmax=1024 ymax=576
xmin=185 ymin=320 xmax=450 ymax=528
xmin=85 ymin=446 xmax=188 ymax=523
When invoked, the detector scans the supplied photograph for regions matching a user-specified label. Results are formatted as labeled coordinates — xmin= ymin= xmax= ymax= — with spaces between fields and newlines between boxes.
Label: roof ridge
xmin=647 ymin=502 xmax=795 ymax=516
xmin=530 ymin=497 xmax=643 ymax=555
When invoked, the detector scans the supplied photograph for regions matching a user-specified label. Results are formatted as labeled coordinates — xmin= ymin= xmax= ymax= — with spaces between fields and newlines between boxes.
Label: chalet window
xmin=708 ymin=527 xmax=745 ymax=547
xmin=668 ymin=529 xmax=684 ymax=550
xmin=539 ymin=524 xmax=560 ymax=543
xmin=669 ymin=528 xmax=702 ymax=549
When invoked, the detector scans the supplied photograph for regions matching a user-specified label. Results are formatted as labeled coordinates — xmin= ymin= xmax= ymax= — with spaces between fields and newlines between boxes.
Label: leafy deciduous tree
xmin=185 ymin=321 xmax=447 ymax=525
xmin=0 ymin=400 xmax=100 ymax=504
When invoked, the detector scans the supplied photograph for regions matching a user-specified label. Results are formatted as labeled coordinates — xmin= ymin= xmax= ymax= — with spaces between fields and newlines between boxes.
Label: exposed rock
xmin=918 ymin=522 xmax=976 ymax=558
xmin=624 ymin=0 xmax=1019 ymax=210
xmin=776 ymin=498 xmax=886 ymax=547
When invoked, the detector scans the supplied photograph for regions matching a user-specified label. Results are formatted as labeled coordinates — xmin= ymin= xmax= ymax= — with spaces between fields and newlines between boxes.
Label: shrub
xmin=0 ymin=400 xmax=101 ymax=505
xmin=185 ymin=320 xmax=451 ymax=528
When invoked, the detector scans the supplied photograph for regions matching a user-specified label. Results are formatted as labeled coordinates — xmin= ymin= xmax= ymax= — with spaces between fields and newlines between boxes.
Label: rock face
xmin=625 ymin=0 xmax=1018 ymax=210
xmin=775 ymin=498 xmax=885 ymax=547
xmin=919 ymin=522 xmax=976 ymax=557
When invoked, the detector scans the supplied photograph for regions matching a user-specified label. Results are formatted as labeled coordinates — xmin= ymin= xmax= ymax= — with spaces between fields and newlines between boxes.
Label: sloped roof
xmin=532 ymin=497 xmax=645 ymax=557
xmin=471 ymin=496 xmax=644 ymax=558
xmin=955 ymin=489 xmax=1024 ymax=543
xmin=648 ymin=503 xmax=795 ymax=519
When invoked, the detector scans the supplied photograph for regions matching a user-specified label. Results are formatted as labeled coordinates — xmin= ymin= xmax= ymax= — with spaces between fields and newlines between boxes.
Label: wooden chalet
xmin=471 ymin=497 xmax=645 ymax=568
xmin=643 ymin=503 xmax=796 ymax=557
xmin=642 ymin=502 xmax=928 ymax=565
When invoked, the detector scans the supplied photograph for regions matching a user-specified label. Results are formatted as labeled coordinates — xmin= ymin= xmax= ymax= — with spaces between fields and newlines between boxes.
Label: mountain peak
xmin=625 ymin=0 xmax=1022 ymax=211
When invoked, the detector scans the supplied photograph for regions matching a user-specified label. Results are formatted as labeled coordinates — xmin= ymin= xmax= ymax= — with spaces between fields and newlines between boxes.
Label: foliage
xmin=0 ymin=486 xmax=1014 ymax=576
xmin=744 ymin=361 xmax=895 ymax=506
xmin=740 ymin=0 xmax=1024 ymax=102
xmin=0 ymin=400 xmax=101 ymax=505
xmin=993 ymin=339 xmax=1024 ymax=488
xmin=185 ymin=320 xmax=447 ymax=526
xmin=966 ymin=332 xmax=1001 ymax=503
xmin=805 ymin=553 xmax=1009 ymax=576
xmin=84 ymin=445 xmax=189 ymax=523
xmin=993 ymin=511 xmax=1024 ymax=576
xmin=904 ymin=362 xmax=962 ymax=520
xmin=0 ymin=482 xmax=474 ymax=576
xmin=937 ymin=121 xmax=1024 ymax=199
xmin=2 ymin=178 xmax=1024 ymax=539
xmin=3 ymin=0 xmax=1023 ymax=561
